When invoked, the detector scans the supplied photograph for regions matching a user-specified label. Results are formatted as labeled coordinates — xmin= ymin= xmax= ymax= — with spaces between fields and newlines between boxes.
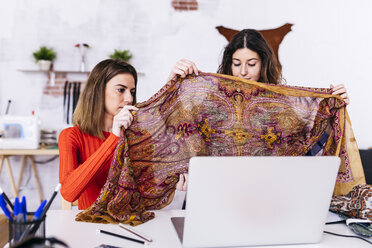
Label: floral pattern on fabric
xmin=76 ymin=73 xmax=366 ymax=225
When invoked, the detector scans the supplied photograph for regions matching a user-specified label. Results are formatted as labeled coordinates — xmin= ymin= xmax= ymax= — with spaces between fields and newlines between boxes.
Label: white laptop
xmin=171 ymin=156 xmax=340 ymax=247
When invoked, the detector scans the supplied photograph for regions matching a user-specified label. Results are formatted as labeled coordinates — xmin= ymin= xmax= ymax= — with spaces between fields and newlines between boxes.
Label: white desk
xmin=46 ymin=210 xmax=372 ymax=248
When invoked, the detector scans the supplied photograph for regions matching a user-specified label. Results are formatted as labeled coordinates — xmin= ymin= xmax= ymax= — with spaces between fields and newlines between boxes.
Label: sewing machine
xmin=0 ymin=115 xmax=40 ymax=149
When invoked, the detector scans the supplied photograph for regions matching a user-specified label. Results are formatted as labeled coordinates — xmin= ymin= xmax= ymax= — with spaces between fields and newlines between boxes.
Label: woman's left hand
xmin=330 ymin=84 xmax=350 ymax=105
xmin=176 ymin=173 xmax=188 ymax=191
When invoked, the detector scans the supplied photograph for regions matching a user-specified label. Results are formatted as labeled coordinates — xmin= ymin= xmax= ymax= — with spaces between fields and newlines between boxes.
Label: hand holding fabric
xmin=330 ymin=84 xmax=350 ymax=105
xmin=168 ymin=59 xmax=199 ymax=81
xmin=112 ymin=105 xmax=139 ymax=137
xmin=176 ymin=173 xmax=188 ymax=191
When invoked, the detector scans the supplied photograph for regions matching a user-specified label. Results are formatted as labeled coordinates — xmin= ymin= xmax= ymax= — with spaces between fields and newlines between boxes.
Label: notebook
xmin=171 ymin=156 xmax=340 ymax=247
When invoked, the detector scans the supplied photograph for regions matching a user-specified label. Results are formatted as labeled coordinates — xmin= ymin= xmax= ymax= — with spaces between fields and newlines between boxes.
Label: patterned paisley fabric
xmin=330 ymin=184 xmax=371 ymax=220
xmin=76 ymin=73 xmax=366 ymax=225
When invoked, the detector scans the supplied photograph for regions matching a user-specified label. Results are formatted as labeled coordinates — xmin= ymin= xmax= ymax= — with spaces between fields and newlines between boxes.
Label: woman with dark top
xmin=169 ymin=29 xmax=350 ymax=191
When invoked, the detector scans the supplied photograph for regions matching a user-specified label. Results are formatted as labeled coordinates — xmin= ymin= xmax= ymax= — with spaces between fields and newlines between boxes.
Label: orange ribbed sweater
xmin=58 ymin=126 xmax=119 ymax=209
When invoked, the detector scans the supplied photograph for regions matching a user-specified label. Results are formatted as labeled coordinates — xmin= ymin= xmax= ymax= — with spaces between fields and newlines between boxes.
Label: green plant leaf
xmin=32 ymin=46 xmax=57 ymax=62
xmin=109 ymin=49 xmax=133 ymax=62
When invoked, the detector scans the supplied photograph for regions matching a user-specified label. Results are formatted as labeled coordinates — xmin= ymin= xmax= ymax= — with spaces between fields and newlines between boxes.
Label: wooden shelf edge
xmin=19 ymin=69 xmax=144 ymax=75
xmin=18 ymin=70 xmax=144 ymax=85
xmin=18 ymin=69 xmax=90 ymax=74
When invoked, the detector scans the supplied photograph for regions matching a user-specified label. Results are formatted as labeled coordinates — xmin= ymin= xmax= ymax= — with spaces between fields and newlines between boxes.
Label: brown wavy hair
xmin=73 ymin=59 xmax=137 ymax=139
xmin=217 ymin=29 xmax=282 ymax=84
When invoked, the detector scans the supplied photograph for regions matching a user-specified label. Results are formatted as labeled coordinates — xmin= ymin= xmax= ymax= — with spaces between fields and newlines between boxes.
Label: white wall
xmin=0 ymin=0 xmax=371 ymax=209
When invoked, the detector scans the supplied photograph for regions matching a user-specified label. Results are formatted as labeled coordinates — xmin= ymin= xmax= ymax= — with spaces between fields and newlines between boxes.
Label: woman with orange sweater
xmin=59 ymin=59 xmax=138 ymax=210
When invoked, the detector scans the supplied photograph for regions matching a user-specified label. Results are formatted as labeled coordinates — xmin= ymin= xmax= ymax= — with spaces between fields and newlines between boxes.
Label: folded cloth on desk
xmin=330 ymin=184 xmax=371 ymax=220
xmin=76 ymin=72 xmax=366 ymax=225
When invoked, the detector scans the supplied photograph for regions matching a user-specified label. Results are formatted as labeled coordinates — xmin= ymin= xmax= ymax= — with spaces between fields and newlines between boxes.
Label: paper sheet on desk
xmin=326 ymin=211 xmax=345 ymax=223
xmin=76 ymin=73 xmax=366 ymax=226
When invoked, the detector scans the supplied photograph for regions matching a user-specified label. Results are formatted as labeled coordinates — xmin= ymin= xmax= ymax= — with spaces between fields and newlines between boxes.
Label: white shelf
xmin=18 ymin=69 xmax=90 ymax=85
xmin=19 ymin=69 xmax=90 ymax=73
xmin=18 ymin=69 xmax=144 ymax=86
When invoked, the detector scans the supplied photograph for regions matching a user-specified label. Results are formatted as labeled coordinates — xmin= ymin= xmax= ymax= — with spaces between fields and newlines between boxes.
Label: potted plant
xmin=109 ymin=49 xmax=133 ymax=62
xmin=32 ymin=46 xmax=57 ymax=71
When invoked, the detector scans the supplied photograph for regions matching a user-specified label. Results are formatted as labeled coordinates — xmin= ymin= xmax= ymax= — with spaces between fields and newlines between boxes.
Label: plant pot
xmin=37 ymin=60 xmax=52 ymax=71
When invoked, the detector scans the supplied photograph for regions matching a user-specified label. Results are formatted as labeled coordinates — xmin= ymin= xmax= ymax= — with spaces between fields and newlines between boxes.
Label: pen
xmin=33 ymin=200 xmax=47 ymax=221
xmin=21 ymin=196 xmax=27 ymax=222
xmin=0 ymin=186 xmax=13 ymax=210
xmin=97 ymin=244 xmax=123 ymax=248
xmin=28 ymin=183 xmax=61 ymax=235
xmin=96 ymin=229 xmax=146 ymax=245
xmin=119 ymin=223 xmax=152 ymax=242
xmin=19 ymin=200 xmax=47 ymax=240
xmin=0 ymin=195 xmax=12 ymax=220
xmin=39 ymin=183 xmax=61 ymax=218
xmin=14 ymin=197 xmax=23 ymax=223
xmin=13 ymin=197 xmax=24 ymax=240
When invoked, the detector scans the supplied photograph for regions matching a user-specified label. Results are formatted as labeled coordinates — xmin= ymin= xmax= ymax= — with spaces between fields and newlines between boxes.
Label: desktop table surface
xmin=0 ymin=148 xmax=59 ymax=155
xmin=46 ymin=210 xmax=372 ymax=248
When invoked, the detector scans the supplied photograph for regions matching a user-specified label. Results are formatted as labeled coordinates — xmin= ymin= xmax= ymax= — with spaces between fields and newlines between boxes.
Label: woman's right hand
xmin=176 ymin=173 xmax=188 ymax=191
xmin=167 ymin=59 xmax=199 ymax=81
xmin=112 ymin=105 xmax=139 ymax=137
